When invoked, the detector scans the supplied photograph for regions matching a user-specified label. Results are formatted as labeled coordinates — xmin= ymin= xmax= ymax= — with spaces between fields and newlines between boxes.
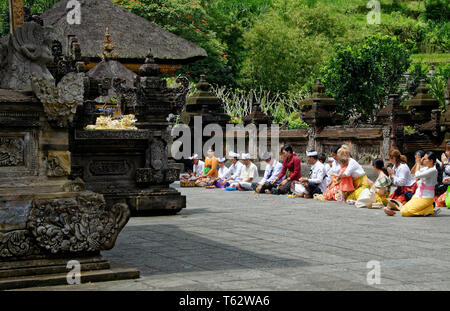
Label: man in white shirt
xmin=223 ymin=151 xmax=244 ymax=189
xmin=292 ymin=150 xmax=327 ymax=198
xmin=184 ymin=154 xmax=204 ymax=181
xmin=212 ymin=157 xmax=230 ymax=188
xmin=254 ymin=151 xmax=283 ymax=194
xmin=231 ymin=153 xmax=258 ymax=191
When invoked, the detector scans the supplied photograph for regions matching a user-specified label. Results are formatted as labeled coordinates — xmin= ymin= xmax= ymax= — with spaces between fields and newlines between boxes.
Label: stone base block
xmin=0 ymin=255 xmax=140 ymax=290
xmin=124 ymin=193 xmax=186 ymax=215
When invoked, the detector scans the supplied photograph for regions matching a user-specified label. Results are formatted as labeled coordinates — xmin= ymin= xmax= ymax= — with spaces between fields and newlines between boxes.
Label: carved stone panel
xmin=46 ymin=150 xmax=71 ymax=177
xmin=0 ymin=137 xmax=24 ymax=166
xmin=89 ymin=160 xmax=130 ymax=176
xmin=0 ymin=131 xmax=38 ymax=178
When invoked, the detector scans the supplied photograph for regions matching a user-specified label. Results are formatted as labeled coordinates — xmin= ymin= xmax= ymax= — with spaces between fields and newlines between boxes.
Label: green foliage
xmin=0 ymin=0 xmax=61 ymax=37
xmin=240 ymin=0 xmax=345 ymax=93
xmin=321 ymin=35 xmax=412 ymax=123
xmin=423 ymin=0 xmax=450 ymax=22
xmin=406 ymin=62 xmax=449 ymax=108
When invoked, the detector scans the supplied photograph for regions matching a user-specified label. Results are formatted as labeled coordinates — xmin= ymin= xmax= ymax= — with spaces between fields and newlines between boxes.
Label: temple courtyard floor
xmin=19 ymin=183 xmax=450 ymax=291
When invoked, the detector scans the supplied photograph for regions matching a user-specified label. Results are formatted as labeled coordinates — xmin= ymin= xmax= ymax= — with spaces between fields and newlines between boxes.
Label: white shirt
xmin=193 ymin=160 xmax=204 ymax=177
xmin=308 ymin=161 xmax=328 ymax=192
xmin=240 ymin=162 xmax=259 ymax=181
xmin=229 ymin=161 xmax=244 ymax=181
xmin=343 ymin=158 xmax=366 ymax=178
xmin=329 ymin=159 xmax=341 ymax=176
xmin=324 ymin=163 xmax=332 ymax=186
xmin=414 ymin=166 xmax=437 ymax=198
xmin=218 ymin=166 xmax=230 ymax=180
xmin=259 ymin=160 xmax=283 ymax=185
xmin=392 ymin=163 xmax=415 ymax=187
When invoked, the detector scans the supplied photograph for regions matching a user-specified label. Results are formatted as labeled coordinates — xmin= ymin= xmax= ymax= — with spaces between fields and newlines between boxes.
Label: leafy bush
xmin=240 ymin=0 xmax=345 ymax=93
xmin=320 ymin=35 xmax=411 ymax=124
xmin=423 ymin=0 xmax=450 ymax=22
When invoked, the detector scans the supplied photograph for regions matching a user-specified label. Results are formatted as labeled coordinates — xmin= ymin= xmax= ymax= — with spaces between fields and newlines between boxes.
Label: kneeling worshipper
xmin=370 ymin=158 xmax=391 ymax=206
xmin=230 ymin=153 xmax=259 ymax=191
xmin=223 ymin=151 xmax=244 ymax=190
xmin=336 ymin=145 xmax=370 ymax=202
xmin=180 ymin=154 xmax=204 ymax=181
xmin=195 ymin=148 xmax=219 ymax=187
xmin=385 ymin=152 xmax=440 ymax=216
xmin=211 ymin=157 xmax=230 ymax=189
xmin=270 ymin=145 xmax=301 ymax=195
xmin=436 ymin=142 xmax=450 ymax=207
xmin=254 ymin=151 xmax=283 ymax=194
xmin=292 ymin=151 xmax=328 ymax=198
xmin=323 ymin=156 xmax=353 ymax=201
xmin=386 ymin=149 xmax=417 ymax=207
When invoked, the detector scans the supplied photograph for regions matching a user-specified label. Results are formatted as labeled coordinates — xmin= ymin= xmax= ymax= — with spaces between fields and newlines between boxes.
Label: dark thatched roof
xmin=41 ymin=0 xmax=207 ymax=64
xmin=87 ymin=59 xmax=136 ymax=88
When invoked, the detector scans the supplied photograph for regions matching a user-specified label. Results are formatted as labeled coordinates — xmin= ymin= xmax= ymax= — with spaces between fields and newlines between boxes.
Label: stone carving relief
xmin=46 ymin=150 xmax=71 ymax=177
xmin=0 ymin=230 xmax=38 ymax=258
xmin=26 ymin=192 xmax=130 ymax=254
xmin=0 ymin=137 xmax=24 ymax=167
xmin=32 ymin=72 xmax=85 ymax=127
xmin=0 ymin=22 xmax=55 ymax=90
xmin=89 ymin=160 xmax=130 ymax=176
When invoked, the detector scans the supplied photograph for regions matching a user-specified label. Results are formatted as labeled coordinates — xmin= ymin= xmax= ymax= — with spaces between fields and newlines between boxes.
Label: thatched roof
xmin=41 ymin=0 xmax=207 ymax=64
xmin=87 ymin=59 xmax=136 ymax=88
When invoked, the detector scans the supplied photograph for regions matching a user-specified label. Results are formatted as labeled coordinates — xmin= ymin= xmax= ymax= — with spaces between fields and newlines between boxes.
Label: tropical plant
xmin=320 ymin=35 xmax=412 ymax=124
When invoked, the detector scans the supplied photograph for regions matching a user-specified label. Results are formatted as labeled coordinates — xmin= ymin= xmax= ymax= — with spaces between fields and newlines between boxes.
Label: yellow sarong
xmin=346 ymin=175 xmax=370 ymax=201
xmin=400 ymin=197 xmax=434 ymax=217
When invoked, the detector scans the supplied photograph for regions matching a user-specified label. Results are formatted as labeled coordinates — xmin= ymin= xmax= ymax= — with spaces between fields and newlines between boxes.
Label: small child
xmin=323 ymin=157 xmax=354 ymax=201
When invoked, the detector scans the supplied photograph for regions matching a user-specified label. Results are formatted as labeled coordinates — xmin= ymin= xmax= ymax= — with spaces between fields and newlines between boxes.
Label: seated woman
xmin=335 ymin=145 xmax=370 ymax=202
xmin=386 ymin=149 xmax=416 ymax=207
xmin=368 ymin=158 xmax=391 ymax=206
xmin=436 ymin=142 xmax=450 ymax=207
xmin=323 ymin=157 xmax=353 ymax=201
xmin=385 ymin=152 xmax=440 ymax=216
xmin=195 ymin=148 xmax=218 ymax=187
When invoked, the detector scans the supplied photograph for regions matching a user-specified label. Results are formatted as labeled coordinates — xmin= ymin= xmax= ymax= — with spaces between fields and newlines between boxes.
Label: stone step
xmin=0 ymin=262 xmax=140 ymax=290
xmin=0 ymin=256 xmax=111 ymax=278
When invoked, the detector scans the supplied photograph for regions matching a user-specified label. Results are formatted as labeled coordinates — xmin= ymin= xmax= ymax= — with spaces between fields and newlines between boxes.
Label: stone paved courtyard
xmin=21 ymin=183 xmax=450 ymax=291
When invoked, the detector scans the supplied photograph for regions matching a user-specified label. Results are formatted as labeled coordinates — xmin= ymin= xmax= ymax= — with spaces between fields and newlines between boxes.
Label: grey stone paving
xmin=21 ymin=182 xmax=450 ymax=291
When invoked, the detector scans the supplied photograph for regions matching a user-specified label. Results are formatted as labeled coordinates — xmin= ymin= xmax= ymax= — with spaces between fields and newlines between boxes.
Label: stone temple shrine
xmin=0 ymin=0 xmax=206 ymax=289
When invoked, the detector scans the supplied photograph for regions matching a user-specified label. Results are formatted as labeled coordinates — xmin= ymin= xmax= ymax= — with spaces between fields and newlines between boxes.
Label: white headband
xmin=228 ymin=151 xmax=239 ymax=158
xmin=189 ymin=154 xmax=199 ymax=160
xmin=241 ymin=153 xmax=251 ymax=160
xmin=218 ymin=157 xmax=226 ymax=163
xmin=306 ymin=151 xmax=318 ymax=157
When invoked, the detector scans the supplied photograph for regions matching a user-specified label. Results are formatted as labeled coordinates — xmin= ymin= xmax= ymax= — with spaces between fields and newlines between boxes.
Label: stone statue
xmin=31 ymin=72 xmax=85 ymax=127
xmin=0 ymin=22 xmax=55 ymax=90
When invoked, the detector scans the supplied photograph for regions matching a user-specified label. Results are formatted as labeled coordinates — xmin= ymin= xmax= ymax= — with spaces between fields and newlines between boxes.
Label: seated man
xmin=270 ymin=145 xmax=301 ymax=195
xmin=180 ymin=154 xmax=204 ymax=181
xmin=211 ymin=157 xmax=230 ymax=188
xmin=292 ymin=150 xmax=328 ymax=198
xmin=254 ymin=151 xmax=283 ymax=194
xmin=230 ymin=153 xmax=258 ymax=191
xmin=223 ymin=151 xmax=244 ymax=189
